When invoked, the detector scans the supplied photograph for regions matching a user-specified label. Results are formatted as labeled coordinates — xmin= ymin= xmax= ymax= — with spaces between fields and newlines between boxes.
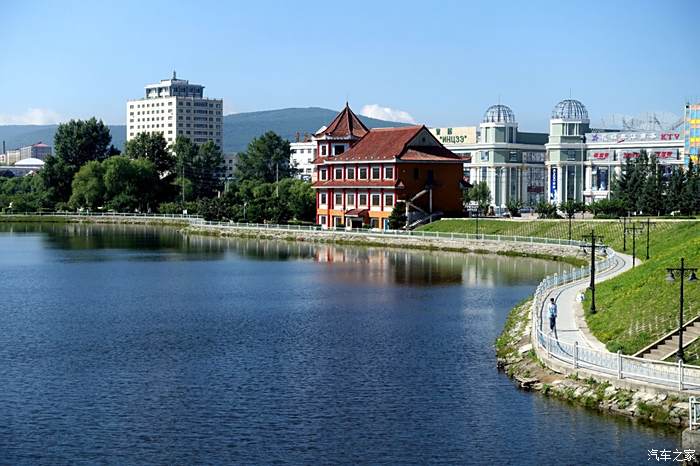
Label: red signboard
xmin=622 ymin=151 xmax=640 ymax=159
xmin=592 ymin=152 xmax=609 ymax=160
xmin=654 ymin=150 xmax=674 ymax=159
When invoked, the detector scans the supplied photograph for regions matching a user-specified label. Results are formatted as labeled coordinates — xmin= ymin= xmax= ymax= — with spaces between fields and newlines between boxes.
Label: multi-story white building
xmin=432 ymin=105 xmax=549 ymax=209
xmin=126 ymin=72 xmax=223 ymax=148
xmin=545 ymin=98 xmax=685 ymax=205
xmin=290 ymin=140 xmax=316 ymax=181
xmin=0 ymin=142 xmax=52 ymax=165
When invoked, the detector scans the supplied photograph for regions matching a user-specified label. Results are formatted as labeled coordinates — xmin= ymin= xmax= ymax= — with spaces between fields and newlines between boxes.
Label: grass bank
xmin=423 ymin=218 xmax=700 ymax=354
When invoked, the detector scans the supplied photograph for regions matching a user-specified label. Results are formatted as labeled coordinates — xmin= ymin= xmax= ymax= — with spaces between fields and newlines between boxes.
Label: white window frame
xmin=371 ymin=166 xmax=381 ymax=180
xmin=384 ymin=166 xmax=394 ymax=179
xmin=384 ymin=194 xmax=394 ymax=207
xmin=371 ymin=194 xmax=381 ymax=207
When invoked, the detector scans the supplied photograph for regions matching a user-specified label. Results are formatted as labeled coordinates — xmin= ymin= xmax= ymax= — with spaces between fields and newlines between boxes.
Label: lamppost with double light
xmin=666 ymin=258 xmax=698 ymax=362
xmin=581 ymin=229 xmax=606 ymax=314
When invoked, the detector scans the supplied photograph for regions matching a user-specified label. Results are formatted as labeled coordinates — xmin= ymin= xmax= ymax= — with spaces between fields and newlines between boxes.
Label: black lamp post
xmin=475 ymin=206 xmax=479 ymax=239
xmin=620 ymin=216 xmax=628 ymax=252
xmin=644 ymin=218 xmax=655 ymax=260
xmin=666 ymin=258 xmax=698 ymax=362
xmin=581 ymin=229 xmax=605 ymax=314
xmin=627 ymin=223 xmax=642 ymax=268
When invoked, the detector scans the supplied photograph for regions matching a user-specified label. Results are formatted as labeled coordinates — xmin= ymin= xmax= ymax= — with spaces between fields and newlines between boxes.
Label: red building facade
xmin=312 ymin=105 xmax=464 ymax=229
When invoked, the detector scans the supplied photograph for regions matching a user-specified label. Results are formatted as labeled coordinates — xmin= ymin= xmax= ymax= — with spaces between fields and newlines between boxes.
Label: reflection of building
xmin=312 ymin=104 xmax=464 ymax=229
xmin=433 ymin=105 xmax=548 ymax=208
xmin=126 ymin=71 xmax=223 ymax=147
xmin=686 ymin=103 xmax=700 ymax=165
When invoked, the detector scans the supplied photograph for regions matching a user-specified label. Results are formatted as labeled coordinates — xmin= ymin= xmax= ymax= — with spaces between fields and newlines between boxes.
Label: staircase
xmin=406 ymin=211 xmax=443 ymax=230
xmin=635 ymin=318 xmax=700 ymax=361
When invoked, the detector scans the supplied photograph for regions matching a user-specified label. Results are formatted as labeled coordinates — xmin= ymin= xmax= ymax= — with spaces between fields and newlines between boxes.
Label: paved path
xmin=539 ymin=250 xmax=635 ymax=351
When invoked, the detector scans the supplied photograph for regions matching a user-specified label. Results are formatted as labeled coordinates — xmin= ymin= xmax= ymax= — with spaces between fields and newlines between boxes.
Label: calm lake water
xmin=0 ymin=223 xmax=679 ymax=464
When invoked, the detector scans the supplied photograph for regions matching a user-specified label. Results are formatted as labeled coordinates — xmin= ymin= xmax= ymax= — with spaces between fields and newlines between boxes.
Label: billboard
xmin=586 ymin=131 xmax=683 ymax=144
xmin=430 ymin=126 xmax=478 ymax=145
xmin=549 ymin=167 xmax=558 ymax=201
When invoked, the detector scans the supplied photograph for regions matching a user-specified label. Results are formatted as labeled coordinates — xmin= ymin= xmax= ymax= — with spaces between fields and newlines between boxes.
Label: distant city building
xmin=432 ymin=106 xmax=549 ymax=209
xmin=436 ymin=99 xmax=692 ymax=209
xmin=0 ymin=157 xmax=45 ymax=177
xmin=220 ymin=153 xmax=239 ymax=179
xmin=685 ymin=102 xmax=700 ymax=165
xmin=290 ymin=140 xmax=316 ymax=181
xmin=0 ymin=142 xmax=52 ymax=165
xmin=545 ymin=98 xmax=685 ymax=205
xmin=126 ymin=72 xmax=223 ymax=148
xmin=312 ymin=104 xmax=464 ymax=229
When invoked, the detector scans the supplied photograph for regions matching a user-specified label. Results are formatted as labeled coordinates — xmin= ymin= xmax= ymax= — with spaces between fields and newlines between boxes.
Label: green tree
xmin=102 ymin=156 xmax=159 ymax=212
xmin=69 ymin=160 xmax=105 ymax=209
xmin=666 ymin=167 xmax=686 ymax=214
xmin=283 ymin=178 xmax=315 ymax=221
xmin=560 ymin=199 xmax=584 ymax=219
xmin=640 ymin=155 xmax=664 ymax=216
xmin=173 ymin=137 xmax=223 ymax=200
xmin=535 ymin=200 xmax=559 ymax=219
xmin=124 ymin=132 xmax=174 ymax=175
xmin=388 ymin=201 xmax=407 ymax=229
xmin=235 ymin=131 xmax=294 ymax=183
xmin=505 ymin=199 xmax=522 ymax=217
xmin=466 ymin=181 xmax=491 ymax=213
xmin=42 ymin=118 xmax=113 ymax=204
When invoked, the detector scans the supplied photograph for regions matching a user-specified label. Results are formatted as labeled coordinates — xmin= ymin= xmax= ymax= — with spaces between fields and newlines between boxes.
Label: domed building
xmin=433 ymin=103 xmax=549 ymax=211
xmin=545 ymin=98 xmax=590 ymax=205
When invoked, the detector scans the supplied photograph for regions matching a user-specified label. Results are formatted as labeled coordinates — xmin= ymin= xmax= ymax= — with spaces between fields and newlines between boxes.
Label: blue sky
xmin=1 ymin=0 xmax=698 ymax=130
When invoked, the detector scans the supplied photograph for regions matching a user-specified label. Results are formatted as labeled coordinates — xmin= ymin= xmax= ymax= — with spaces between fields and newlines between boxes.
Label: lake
xmin=0 ymin=223 xmax=678 ymax=464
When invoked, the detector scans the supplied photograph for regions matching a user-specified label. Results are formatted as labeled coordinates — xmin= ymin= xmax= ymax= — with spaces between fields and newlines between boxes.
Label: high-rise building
xmin=126 ymin=72 xmax=223 ymax=148
xmin=685 ymin=102 xmax=700 ymax=165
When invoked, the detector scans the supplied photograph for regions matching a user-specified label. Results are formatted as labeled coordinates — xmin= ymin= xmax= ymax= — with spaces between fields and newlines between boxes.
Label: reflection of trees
xmin=0 ymin=222 xmax=570 ymax=286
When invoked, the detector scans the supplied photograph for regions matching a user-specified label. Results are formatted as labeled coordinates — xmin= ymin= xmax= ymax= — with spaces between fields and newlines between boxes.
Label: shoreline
xmin=0 ymin=214 xmax=586 ymax=266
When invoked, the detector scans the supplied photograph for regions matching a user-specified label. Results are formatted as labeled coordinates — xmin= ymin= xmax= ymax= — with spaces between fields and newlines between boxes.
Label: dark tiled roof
xmin=314 ymin=103 xmax=369 ymax=139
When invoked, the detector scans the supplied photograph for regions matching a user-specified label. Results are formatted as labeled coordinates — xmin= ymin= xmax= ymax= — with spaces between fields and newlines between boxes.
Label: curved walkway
xmin=540 ymin=251 xmax=634 ymax=351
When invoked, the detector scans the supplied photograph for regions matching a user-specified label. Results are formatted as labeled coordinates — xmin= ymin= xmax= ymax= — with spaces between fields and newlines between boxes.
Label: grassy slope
xmin=420 ymin=218 xmax=700 ymax=354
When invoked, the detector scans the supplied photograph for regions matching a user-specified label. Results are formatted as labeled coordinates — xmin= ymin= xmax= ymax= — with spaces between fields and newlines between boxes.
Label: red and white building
xmin=312 ymin=105 xmax=464 ymax=229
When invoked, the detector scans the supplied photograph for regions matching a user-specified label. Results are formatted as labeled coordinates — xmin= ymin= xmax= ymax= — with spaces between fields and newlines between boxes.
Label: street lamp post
xmin=475 ymin=206 xmax=479 ymax=239
xmin=627 ymin=223 xmax=642 ymax=268
xmin=666 ymin=258 xmax=698 ymax=362
xmin=645 ymin=218 xmax=655 ymax=260
xmin=620 ymin=216 xmax=628 ymax=252
xmin=581 ymin=229 xmax=605 ymax=314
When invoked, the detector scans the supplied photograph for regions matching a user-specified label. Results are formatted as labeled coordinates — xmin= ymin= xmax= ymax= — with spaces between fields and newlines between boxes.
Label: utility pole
xmin=475 ymin=206 xmax=479 ymax=239
xmin=665 ymin=258 xmax=698 ymax=362
xmin=275 ymin=163 xmax=279 ymax=197
xmin=581 ymin=229 xmax=605 ymax=314
xmin=621 ymin=216 xmax=628 ymax=252
xmin=627 ymin=223 xmax=642 ymax=268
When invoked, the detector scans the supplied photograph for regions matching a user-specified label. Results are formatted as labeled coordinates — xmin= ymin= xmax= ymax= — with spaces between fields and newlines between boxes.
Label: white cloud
xmin=360 ymin=104 xmax=416 ymax=124
xmin=0 ymin=108 xmax=63 ymax=125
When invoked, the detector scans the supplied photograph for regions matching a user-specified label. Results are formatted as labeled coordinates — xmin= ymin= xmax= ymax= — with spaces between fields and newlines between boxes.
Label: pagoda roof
xmin=314 ymin=103 xmax=369 ymax=139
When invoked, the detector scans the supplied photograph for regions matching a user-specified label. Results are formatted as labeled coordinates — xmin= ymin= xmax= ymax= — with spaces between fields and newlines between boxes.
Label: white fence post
xmin=573 ymin=341 xmax=578 ymax=369
xmin=617 ymin=350 xmax=622 ymax=379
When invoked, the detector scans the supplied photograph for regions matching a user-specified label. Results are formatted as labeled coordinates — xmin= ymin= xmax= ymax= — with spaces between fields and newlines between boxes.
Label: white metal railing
xmin=532 ymin=248 xmax=700 ymax=392
xmin=0 ymin=212 xmax=589 ymax=247
xmin=690 ymin=397 xmax=700 ymax=430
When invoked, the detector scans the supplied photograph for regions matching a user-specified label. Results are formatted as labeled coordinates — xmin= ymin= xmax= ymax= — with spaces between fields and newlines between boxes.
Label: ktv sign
xmin=586 ymin=132 xmax=682 ymax=143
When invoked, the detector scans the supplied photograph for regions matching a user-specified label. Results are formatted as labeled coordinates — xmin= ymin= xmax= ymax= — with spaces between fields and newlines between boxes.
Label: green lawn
xmin=420 ymin=218 xmax=700 ymax=354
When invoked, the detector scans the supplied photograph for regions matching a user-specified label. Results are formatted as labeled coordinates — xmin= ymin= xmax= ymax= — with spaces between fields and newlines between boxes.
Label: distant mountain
xmin=0 ymin=107 xmax=409 ymax=155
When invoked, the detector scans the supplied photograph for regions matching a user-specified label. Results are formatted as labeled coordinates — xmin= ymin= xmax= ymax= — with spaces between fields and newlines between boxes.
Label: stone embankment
xmin=185 ymin=224 xmax=582 ymax=262
xmin=496 ymin=299 xmax=689 ymax=427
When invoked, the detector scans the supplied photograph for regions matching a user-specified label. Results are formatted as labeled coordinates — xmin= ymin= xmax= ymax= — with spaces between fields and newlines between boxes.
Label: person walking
xmin=548 ymin=297 xmax=558 ymax=334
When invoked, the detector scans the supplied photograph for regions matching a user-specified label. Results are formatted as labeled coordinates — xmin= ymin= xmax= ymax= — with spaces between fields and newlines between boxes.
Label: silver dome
xmin=482 ymin=104 xmax=516 ymax=124
xmin=552 ymin=99 xmax=588 ymax=120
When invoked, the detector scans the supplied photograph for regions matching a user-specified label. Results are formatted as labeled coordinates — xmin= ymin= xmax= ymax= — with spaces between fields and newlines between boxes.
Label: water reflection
xmin=0 ymin=222 xmax=569 ymax=288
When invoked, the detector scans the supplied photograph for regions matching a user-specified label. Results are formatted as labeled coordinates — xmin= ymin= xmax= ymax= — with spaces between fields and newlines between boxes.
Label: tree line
xmin=0 ymin=118 xmax=315 ymax=223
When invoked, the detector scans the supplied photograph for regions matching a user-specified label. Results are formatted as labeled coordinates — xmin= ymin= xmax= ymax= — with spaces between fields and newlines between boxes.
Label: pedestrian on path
xmin=548 ymin=298 xmax=558 ymax=333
